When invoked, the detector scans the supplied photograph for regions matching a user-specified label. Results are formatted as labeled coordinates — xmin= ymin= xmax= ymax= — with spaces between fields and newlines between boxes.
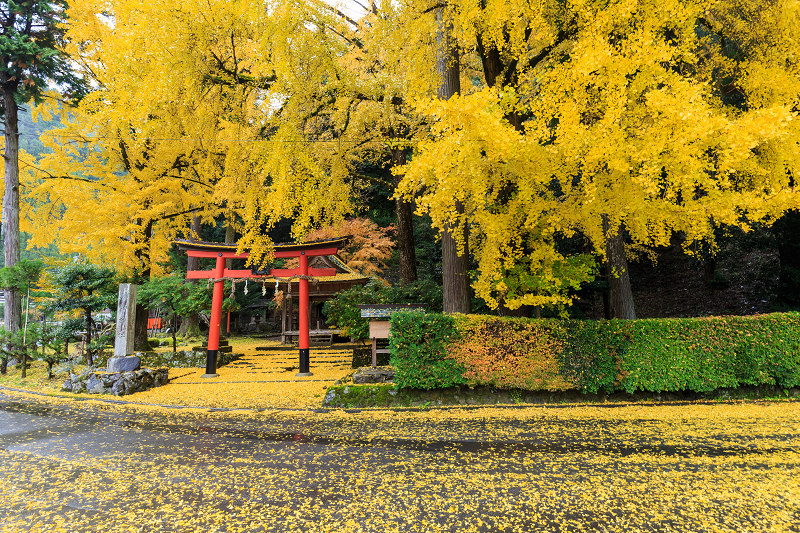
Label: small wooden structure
xmin=358 ymin=304 xmax=426 ymax=368
xmin=260 ymin=254 xmax=369 ymax=343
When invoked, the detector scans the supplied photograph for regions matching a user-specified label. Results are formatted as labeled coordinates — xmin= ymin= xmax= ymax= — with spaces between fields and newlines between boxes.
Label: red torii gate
xmin=176 ymin=238 xmax=346 ymax=377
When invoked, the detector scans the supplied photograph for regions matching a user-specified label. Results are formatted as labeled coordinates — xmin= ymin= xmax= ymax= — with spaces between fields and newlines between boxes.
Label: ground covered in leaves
xmin=0 ymin=339 xmax=353 ymax=409
xmin=0 ymin=389 xmax=798 ymax=532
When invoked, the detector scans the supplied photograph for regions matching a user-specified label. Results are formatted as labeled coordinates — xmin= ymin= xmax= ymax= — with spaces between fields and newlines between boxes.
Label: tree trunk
xmin=599 ymin=265 xmax=612 ymax=320
xmin=179 ymin=215 xmax=202 ymax=337
xmin=134 ymin=303 xmax=150 ymax=351
xmin=776 ymin=209 xmax=800 ymax=306
xmin=391 ymin=148 xmax=417 ymax=284
xmin=3 ymin=87 xmax=21 ymax=335
xmin=603 ymin=217 xmax=636 ymax=319
xmin=222 ymin=222 xmax=235 ymax=338
xmin=436 ymin=7 xmax=471 ymax=314
xmin=85 ymin=308 xmax=94 ymax=366
xmin=172 ymin=315 xmax=178 ymax=354
xmin=225 ymin=223 xmax=236 ymax=264
xmin=133 ymin=221 xmax=153 ymax=351
xmin=442 ymin=223 xmax=471 ymax=313
xmin=703 ymin=258 xmax=717 ymax=283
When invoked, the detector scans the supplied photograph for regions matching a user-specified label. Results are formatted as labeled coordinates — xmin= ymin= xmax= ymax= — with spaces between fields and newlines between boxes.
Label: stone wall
xmin=62 ymin=368 xmax=169 ymax=396
xmin=95 ymin=350 xmax=242 ymax=370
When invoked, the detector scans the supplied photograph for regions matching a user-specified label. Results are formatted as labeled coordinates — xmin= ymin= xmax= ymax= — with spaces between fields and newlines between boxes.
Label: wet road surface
xmin=0 ymin=391 xmax=798 ymax=532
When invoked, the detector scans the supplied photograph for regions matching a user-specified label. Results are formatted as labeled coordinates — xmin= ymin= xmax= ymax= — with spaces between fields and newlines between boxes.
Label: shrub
xmin=389 ymin=311 xmax=465 ymax=389
xmin=450 ymin=316 xmax=572 ymax=391
xmin=324 ymin=280 xmax=443 ymax=341
xmin=389 ymin=312 xmax=800 ymax=393
xmin=560 ymin=319 xmax=628 ymax=393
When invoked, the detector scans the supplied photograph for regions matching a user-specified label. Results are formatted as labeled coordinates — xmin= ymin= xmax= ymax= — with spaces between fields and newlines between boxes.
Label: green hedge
xmin=388 ymin=312 xmax=466 ymax=389
xmin=389 ymin=312 xmax=800 ymax=393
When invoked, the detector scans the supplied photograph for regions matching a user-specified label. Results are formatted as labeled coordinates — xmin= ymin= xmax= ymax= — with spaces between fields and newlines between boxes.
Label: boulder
xmin=111 ymin=377 xmax=131 ymax=396
xmin=107 ymin=355 xmax=141 ymax=373
xmin=353 ymin=368 xmax=395 ymax=384
xmin=62 ymin=367 xmax=168 ymax=396
xmin=86 ymin=375 xmax=106 ymax=394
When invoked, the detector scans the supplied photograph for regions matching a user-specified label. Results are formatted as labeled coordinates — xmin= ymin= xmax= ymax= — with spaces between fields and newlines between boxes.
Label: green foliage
xmin=560 ymin=320 xmax=628 ymax=394
xmin=55 ymin=317 xmax=85 ymax=341
xmin=1 ymin=259 xmax=45 ymax=377
xmin=47 ymin=262 xmax=117 ymax=366
xmin=0 ymin=0 xmax=88 ymax=108
xmin=139 ymin=275 xmax=210 ymax=319
xmin=389 ymin=312 xmax=466 ymax=389
xmin=48 ymin=263 xmax=118 ymax=316
xmin=0 ymin=259 xmax=44 ymax=292
xmin=389 ymin=312 xmax=800 ymax=393
xmin=323 ymin=280 xmax=443 ymax=341
xmin=38 ymin=322 xmax=69 ymax=379
xmin=0 ymin=325 xmax=37 ymax=374
xmin=619 ymin=315 xmax=800 ymax=393
xmin=139 ymin=275 xmax=211 ymax=354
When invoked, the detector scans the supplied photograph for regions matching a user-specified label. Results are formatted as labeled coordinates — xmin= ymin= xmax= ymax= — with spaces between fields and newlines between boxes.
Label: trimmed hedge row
xmin=389 ymin=312 xmax=800 ymax=393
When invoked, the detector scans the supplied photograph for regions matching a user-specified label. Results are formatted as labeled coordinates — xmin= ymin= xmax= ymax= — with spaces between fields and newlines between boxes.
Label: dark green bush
xmin=389 ymin=311 xmax=466 ymax=389
xmin=324 ymin=280 xmax=443 ymax=341
xmin=559 ymin=319 xmax=627 ymax=394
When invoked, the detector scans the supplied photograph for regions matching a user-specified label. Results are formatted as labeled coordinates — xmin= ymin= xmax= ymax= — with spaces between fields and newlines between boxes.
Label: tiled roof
xmin=174 ymin=237 xmax=348 ymax=253
xmin=358 ymin=304 xmax=427 ymax=318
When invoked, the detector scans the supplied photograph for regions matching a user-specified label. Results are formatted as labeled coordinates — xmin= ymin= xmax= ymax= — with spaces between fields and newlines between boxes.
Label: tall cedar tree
xmin=1 ymin=0 xmax=85 ymax=334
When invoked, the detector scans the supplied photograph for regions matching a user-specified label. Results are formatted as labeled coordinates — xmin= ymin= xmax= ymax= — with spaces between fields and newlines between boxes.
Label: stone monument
xmin=107 ymin=283 xmax=141 ymax=372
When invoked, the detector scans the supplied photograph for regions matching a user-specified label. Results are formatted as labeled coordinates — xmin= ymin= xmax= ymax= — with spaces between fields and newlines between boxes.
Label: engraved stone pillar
xmin=114 ymin=284 xmax=137 ymax=357
xmin=108 ymin=283 xmax=140 ymax=372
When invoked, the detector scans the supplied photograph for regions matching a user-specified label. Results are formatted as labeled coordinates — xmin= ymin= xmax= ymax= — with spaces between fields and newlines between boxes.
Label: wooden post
xmin=281 ymin=289 xmax=287 ymax=344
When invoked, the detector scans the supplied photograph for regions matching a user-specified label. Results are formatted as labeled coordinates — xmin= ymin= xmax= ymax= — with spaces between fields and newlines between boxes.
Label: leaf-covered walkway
xmin=134 ymin=345 xmax=353 ymax=409
xmin=0 ymin=391 xmax=798 ymax=532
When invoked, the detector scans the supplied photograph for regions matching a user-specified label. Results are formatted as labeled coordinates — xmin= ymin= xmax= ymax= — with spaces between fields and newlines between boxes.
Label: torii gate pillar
xmin=205 ymin=254 xmax=227 ymax=377
xmin=297 ymin=252 xmax=311 ymax=375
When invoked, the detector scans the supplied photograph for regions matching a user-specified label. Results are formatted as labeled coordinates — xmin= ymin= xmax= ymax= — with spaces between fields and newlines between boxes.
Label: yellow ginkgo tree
xmin=24 ymin=0 xmax=281 ymax=275
xmin=399 ymin=0 xmax=800 ymax=316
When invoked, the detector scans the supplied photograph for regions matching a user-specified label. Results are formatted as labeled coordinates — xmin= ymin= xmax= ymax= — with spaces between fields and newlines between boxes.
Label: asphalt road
xmin=0 ymin=391 xmax=798 ymax=532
